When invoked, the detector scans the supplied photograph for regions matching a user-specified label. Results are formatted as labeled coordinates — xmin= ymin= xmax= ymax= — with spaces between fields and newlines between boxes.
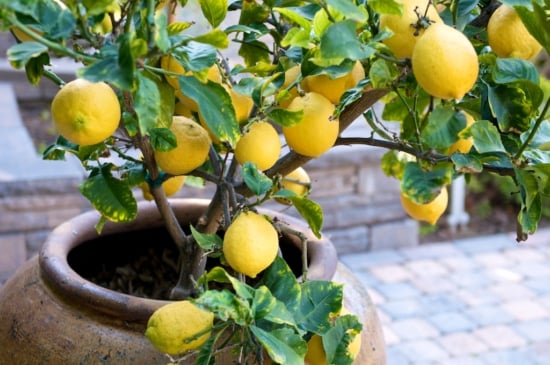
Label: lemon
xmin=145 ymin=300 xmax=214 ymax=355
xmin=283 ymin=92 xmax=339 ymax=157
xmin=154 ymin=116 xmax=211 ymax=175
xmin=140 ymin=175 xmax=186 ymax=201
xmin=234 ymin=121 xmax=281 ymax=171
xmin=448 ymin=112 xmax=475 ymax=154
xmin=400 ymin=187 xmax=448 ymax=225
xmin=278 ymin=65 xmax=301 ymax=108
xmin=301 ymin=61 xmax=365 ymax=104
xmin=174 ymin=101 xmax=193 ymax=118
xmin=411 ymin=23 xmax=478 ymax=100
xmin=379 ymin=0 xmax=442 ymax=59
xmin=223 ymin=211 xmax=279 ymax=278
xmin=51 ymin=78 xmax=121 ymax=146
xmin=487 ymin=4 xmax=542 ymax=60
xmin=275 ymin=167 xmax=311 ymax=205
xmin=225 ymin=85 xmax=254 ymax=124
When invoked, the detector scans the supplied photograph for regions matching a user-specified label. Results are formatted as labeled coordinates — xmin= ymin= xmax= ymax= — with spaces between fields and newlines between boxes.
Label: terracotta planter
xmin=0 ymin=199 xmax=385 ymax=364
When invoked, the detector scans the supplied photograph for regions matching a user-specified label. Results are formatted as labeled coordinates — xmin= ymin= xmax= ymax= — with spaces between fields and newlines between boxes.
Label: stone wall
xmin=0 ymin=31 xmax=418 ymax=285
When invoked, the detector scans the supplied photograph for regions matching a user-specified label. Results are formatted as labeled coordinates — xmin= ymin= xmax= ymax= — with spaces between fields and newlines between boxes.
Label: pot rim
xmin=38 ymin=198 xmax=337 ymax=322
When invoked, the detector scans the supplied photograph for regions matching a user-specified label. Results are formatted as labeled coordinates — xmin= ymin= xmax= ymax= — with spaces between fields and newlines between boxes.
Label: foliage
xmin=3 ymin=0 xmax=550 ymax=363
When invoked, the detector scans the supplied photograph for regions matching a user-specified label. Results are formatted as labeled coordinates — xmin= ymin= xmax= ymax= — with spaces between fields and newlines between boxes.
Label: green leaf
xmin=533 ymin=164 xmax=550 ymax=195
xmin=400 ymin=162 xmax=453 ymax=204
xmin=493 ymin=58 xmax=540 ymax=84
xmin=281 ymin=27 xmax=312 ymax=48
xmin=323 ymin=314 xmax=362 ymax=365
xmin=451 ymin=153 xmax=483 ymax=174
xmin=205 ymin=267 xmax=255 ymax=300
xmin=515 ymin=168 xmax=542 ymax=235
xmin=199 ymin=0 xmax=227 ymax=28
xmin=380 ymin=150 xmax=406 ymax=179
xmin=24 ymin=52 xmax=50 ymax=85
xmin=325 ymin=0 xmax=368 ymax=22
xmin=7 ymin=42 xmax=48 ymax=69
xmin=268 ymin=108 xmax=304 ymax=127
xmin=242 ymin=162 xmax=274 ymax=196
xmin=515 ymin=2 xmax=550 ymax=56
xmin=298 ymin=280 xmax=343 ymax=333
xmin=178 ymin=76 xmax=240 ymax=147
xmin=134 ymin=72 xmax=162 ymax=135
xmin=273 ymin=7 xmax=311 ymax=30
xmin=470 ymin=120 xmax=507 ymax=153
xmin=190 ymin=225 xmax=223 ymax=251
xmin=287 ymin=196 xmax=323 ymax=239
xmin=368 ymin=0 xmax=403 ymax=15
xmin=239 ymin=40 xmax=271 ymax=68
xmin=192 ymin=28 xmax=229 ymax=49
xmin=174 ymin=41 xmax=217 ymax=72
xmin=79 ymin=166 xmax=137 ymax=223
xmin=194 ymin=289 xmax=253 ymax=326
xmin=250 ymin=326 xmax=307 ymax=365
xmin=154 ymin=13 xmax=170 ymax=53
xmin=252 ymin=286 xmax=297 ymax=327
xmin=258 ymin=256 xmax=301 ymax=313
xmin=149 ymin=128 xmax=177 ymax=152
xmin=319 ymin=20 xmax=375 ymax=65
xmin=421 ymin=105 xmax=466 ymax=151
xmin=369 ymin=59 xmax=398 ymax=89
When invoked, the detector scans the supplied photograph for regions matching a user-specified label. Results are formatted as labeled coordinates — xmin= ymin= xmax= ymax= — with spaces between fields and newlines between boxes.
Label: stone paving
xmin=340 ymin=228 xmax=550 ymax=365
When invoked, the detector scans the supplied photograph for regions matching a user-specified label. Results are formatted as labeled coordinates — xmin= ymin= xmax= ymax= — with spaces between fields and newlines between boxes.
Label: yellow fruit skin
xmin=145 ymin=300 xmax=214 ymax=355
xmin=225 ymin=85 xmax=254 ymax=124
xmin=448 ymin=112 xmax=475 ymax=154
xmin=282 ymin=92 xmax=339 ymax=157
xmin=140 ymin=175 xmax=186 ymax=201
xmin=411 ymin=23 xmax=478 ymax=100
xmin=234 ymin=121 xmax=281 ymax=171
xmin=275 ymin=167 xmax=311 ymax=205
xmin=223 ymin=211 xmax=279 ymax=278
xmin=51 ymin=79 xmax=121 ymax=146
xmin=379 ymin=0 xmax=442 ymax=59
xmin=154 ymin=116 xmax=211 ymax=175
xmin=487 ymin=4 xmax=542 ymax=60
xmin=279 ymin=65 xmax=301 ymax=108
xmin=400 ymin=188 xmax=448 ymax=225
xmin=301 ymin=61 xmax=365 ymax=104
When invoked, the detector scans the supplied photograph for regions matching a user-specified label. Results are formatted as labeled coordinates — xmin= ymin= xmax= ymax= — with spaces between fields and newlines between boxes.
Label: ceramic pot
xmin=0 ymin=199 xmax=385 ymax=364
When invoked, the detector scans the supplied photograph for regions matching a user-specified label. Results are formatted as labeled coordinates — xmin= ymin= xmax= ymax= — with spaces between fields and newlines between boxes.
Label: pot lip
xmin=38 ymin=198 xmax=338 ymax=322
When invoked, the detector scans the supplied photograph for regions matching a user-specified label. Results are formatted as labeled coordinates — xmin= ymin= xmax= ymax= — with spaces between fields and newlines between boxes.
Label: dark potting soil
xmin=67 ymin=226 xmax=303 ymax=300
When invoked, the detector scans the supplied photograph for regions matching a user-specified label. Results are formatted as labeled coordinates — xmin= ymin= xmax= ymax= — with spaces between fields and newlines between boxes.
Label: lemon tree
xmin=4 ymin=0 xmax=550 ymax=363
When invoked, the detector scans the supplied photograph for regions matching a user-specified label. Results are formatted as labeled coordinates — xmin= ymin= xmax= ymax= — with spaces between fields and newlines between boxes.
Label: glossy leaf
xmin=195 ymin=289 xmax=253 ymax=326
xmin=205 ymin=267 xmax=255 ymax=300
xmin=77 ymin=42 xmax=134 ymax=90
xmin=470 ymin=120 xmax=507 ymax=153
xmin=242 ymin=162 xmax=274 ymax=196
xmin=400 ymin=162 xmax=453 ymax=204
xmin=252 ymin=286 xmax=297 ymax=327
xmin=7 ymin=42 xmax=48 ymax=69
xmin=325 ymin=0 xmax=368 ymax=22
xmin=134 ymin=72 xmax=162 ymax=135
xmin=79 ymin=166 xmax=137 ymax=223
xmin=318 ymin=20 xmax=375 ymax=65
xmin=493 ymin=58 xmax=539 ymax=84
xmin=421 ymin=105 xmax=466 ymax=151
xmin=515 ymin=168 xmax=542 ymax=235
xmin=369 ymin=59 xmax=398 ymax=89
xmin=287 ymin=196 xmax=323 ymax=239
xmin=192 ymin=28 xmax=229 ymax=49
xmin=515 ymin=2 xmax=550 ymax=56
xmin=190 ymin=225 xmax=223 ymax=251
xmin=368 ymin=0 xmax=403 ymax=15
xmin=298 ymin=280 xmax=343 ymax=333
xmin=199 ymin=0 xmax=227 ymax=28
xmin=323 ymin=314 xmax=362 ymax=365
xmin=175 ymin=41 xmax=218 ymax=72
xmin=268 ymin=108 xmax=304 ymax=127
xmin=250 ymin=326 xmax=306 ymax=365
xmin=149 ymin=128 xmax=177 ymax=152
xmin=259 ymin=257 xmax=301 ymax=313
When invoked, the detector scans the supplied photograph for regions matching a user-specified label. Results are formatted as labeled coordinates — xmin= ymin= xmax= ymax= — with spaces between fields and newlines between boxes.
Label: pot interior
xmin=67 ymin=226 xmax=304 ymax=300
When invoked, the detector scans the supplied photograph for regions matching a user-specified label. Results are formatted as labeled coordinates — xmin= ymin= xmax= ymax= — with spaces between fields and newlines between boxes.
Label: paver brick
xmin=399 ymin=339 xmax=450 ymax=363
xmin=391 ymin=318 xmax=440 ymax=340
xmin=472 ymin=252 xmax=514 ymax=267
xmin=411 ymin=275 xmax=457 ymax=294
xmin=439 ymin=255 xmax=480 ymax=272
xmin=514 ymin=319 xmax=550 ymax=342
xmin=369 ymin=264 xmax=413 ymax=283
xmin=502 ymin=299 xmax=549 ymax=321
xmin=490 ymin=282 xmax=536 ymax=301
xmin=464 ymin=305 xmax=514 ymax=326
xmin=375 ymin=282 xmax=420 ymax=300
xmin=404 ymin=259 xmax=449 ymax=277
xmin=428 ymin=312 xmax=477 ymax=334
xmin=483 ymin=267 xmax=523 ymax=283
xmin=438 ymin=332 xmax=489 ymax=356
xmin=473 ymin=325 xmax=527 ymax=349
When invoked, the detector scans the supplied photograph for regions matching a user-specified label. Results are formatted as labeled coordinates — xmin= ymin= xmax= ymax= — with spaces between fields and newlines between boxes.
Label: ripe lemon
xmin=145 ymin=300 xmax=214 ymax=355
xmin=487 ymin=4 xmax=542 ymax=60
xmin=234 ymin=121 xmax=281 ymax=171
xmin=379 ymin=0 xmax=442 ymax=59
xmin=154 ymin=116 xmax=211 ymax=175
xmin=301 ymin=61 xmax=365 ymax=104
xmin=282 ymin=92 xmax=339 ymax=157
xmin=140 ymin=175 xmax=186 ymax=201
xmin=278 ymin=65 xmax=301 ymax=108
xmin=448 ymin=112 xmax=475 ymax=154
xmin=51 ymin=78 xmax=121 ymax=146
xmin=411 ymin=23 xmax=478 ymax=100
xmin=400 ymin=187 xmax=448 ymax=225
xmin=174 ymin=101 xmax=193 ymax=118
xmin=275 ymin=167 xmax=311 ymax=205
xmin=225 ymin=85 xmax=254 ymax=124
xmin=223 ymin=211 xmax=279 ymax=278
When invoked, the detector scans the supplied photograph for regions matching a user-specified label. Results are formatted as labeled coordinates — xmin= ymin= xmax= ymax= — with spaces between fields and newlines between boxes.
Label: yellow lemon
xmin=448 ymin=112 xmax=475 ymax=154
xmin=379 ymin=0 xmax=442 ymax=59
xmin=282 ymin=92 xmax=339 ymax=157
xmin=174 ymin=101 xmax=194 ymax=118
xmin=51 ymin=78 xmax=120 ymax=146
xmin=225 ymin=85 xmax=254 ymax=124
xmin=223 ymin=211 xmax=279 ymax=278
xmin=275 ymin=167 xmax=311 ymax=205
xmin=301 ymin=61 xmax=365 ymax=104
xmin=487 ymin=4 xmax=542 ymax=60
xmin=140 ymin=175 xmax=186 ymax=201
xmin=234 ymin=121 xmax=281 ymax=171
xmin=400 ymin=187 xmax=448 ymax=225
xmin=411 ymin=23 xmax=478 ymax=100
xmin=278 ymin=65 xmax=301 ymax=108
xmin=145 ymin=300 xmax=214 ymax=355
xmin=154 ymin=116 xmax=211 ymax=175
